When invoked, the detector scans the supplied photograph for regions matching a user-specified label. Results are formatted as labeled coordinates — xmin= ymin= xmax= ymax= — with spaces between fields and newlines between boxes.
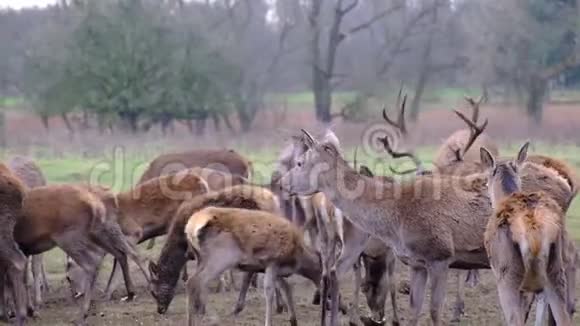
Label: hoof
xmin=289 ymin=317 xmax=298 ymax=326
xmin=360 ymin=315 xmax=386 ymax=326
xmin=229 ymin=308 xmax=242 ymax=317
xmin=121 ymin=293 xmax=135 ymax=302
xmin=74 ymin=292 xmax=84 ymax=299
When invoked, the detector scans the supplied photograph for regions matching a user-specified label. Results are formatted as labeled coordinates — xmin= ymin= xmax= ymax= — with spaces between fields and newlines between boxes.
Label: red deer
xmin=481 ymin=143 xmax=571 ymax=326
xmin=8 ymin=156 xmax=49 ymax=308
xmin=184 ymin=206 xmax=321 ymax=326
xmin=67 ymin=168 xmax=240 ymax=298
xmin=13 ymin=184 xmax=149 ymax=324
xmin=0 ymin=163 xmax=28 ymax=326
xmin=149 ymin=184 xmax=319 ymax=317
xmin=138 ymin=149 xmax=253 ymax=184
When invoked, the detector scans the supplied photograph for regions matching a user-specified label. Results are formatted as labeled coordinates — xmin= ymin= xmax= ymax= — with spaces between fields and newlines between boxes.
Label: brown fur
xmin=14 ymin=184 xmax=149 ymax=323
xmin=186 ymin=207 xmax=305 ymax=264
xmin=0 ymin=163 xmax=28 ymax=325
xmin=7 ymin=156 xmax=49 ymax=308
xmin=116 ymin=171 xmax=210 ymax=242
xmin=434 ymin=129 xmax=499 ymax=167
xmin=150 ymin=185 xmax=283 ymax=314
xmin=184 ymin=207 xmax=320 ymax=326
xmin=138 ymin=149 xmax=252 ymax=184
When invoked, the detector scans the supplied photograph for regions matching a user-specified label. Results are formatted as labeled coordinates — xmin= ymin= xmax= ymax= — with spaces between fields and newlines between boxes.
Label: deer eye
xmin=297 ymin=161 xmax=303 ymax=167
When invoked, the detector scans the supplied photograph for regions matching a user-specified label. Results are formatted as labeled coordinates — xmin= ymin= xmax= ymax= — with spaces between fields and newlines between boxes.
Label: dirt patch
xmin=25 ymin=260 xmax=580 ymax=325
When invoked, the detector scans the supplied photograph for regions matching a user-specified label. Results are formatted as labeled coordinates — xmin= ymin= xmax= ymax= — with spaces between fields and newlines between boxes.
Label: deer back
xmin=138 ymin=149 xmax=252 ymax=184
xmin=8 ymin=156 xmax=46 ymax=189
xmin=434 ymin=129 xmax=499 ymax=168
xmin=187 ymin=207 xmax=303 ymax=263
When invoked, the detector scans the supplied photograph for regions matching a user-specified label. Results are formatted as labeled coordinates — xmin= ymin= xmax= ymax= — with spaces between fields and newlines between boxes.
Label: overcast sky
xmin=0 ymin=0 xmax=56 ymax=9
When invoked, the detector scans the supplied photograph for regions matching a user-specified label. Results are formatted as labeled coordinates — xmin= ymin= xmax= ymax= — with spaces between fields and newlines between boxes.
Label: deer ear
xmin=480 ymin=147 xmax=495 ymax=170
xmin=516 ymin=141 xmax=530 ymax=166
xmin=149 ymin=261 xmax=159 ymax=278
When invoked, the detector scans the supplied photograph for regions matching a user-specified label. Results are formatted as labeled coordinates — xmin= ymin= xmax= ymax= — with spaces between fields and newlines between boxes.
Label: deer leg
xmin=565 ymin=263 xmax=576 ymax=316
xmin=277 ymin=277 xmax=297 ymax=326
xmin=534 ymin=293 xmax=547 ymax=326
xmin=0 ymin=272 xmax=6 ymax=321
xmin=409 ymin=267 xmax=428 ymax=326
xmin=231 ymin=272 xmax=254 ymax=316
xmin=544 ymin=283 xmax=571 ymax=326
xmin=182 ymin=264 xmax=189 ymax=282
xmin=31 ymin=255 xmax=43 ymax=307
xmin=275 ymin=284 xmax=286 ymax=314
xmin=54 ymin=234 xmax=102 ymax=325
xmin=428 ymin=262 xmax=449 ymax=326
xmin=104 ymin=258 xmax=122 ymax=300
xmin=264 ymin=265 xmax=278 ymax=326
xmin=347 ymin=259 xmax=362 ymax=326
xmin=187 ymin=236 xmax=241 ymax=326
xmin=22 ymin=256 xmax=35 ymax=316
xmin=387 ymin=255 xmax=400 ymax=326
xmin=40 ymin=255 xmax=49 ymax=294
xmin=496 ymin=281 xmax=525 ymax=326
xmin=91 ymin=220 xmax=150 ymax=286
xmin=451 ymin=271 xmax=465 ymax=322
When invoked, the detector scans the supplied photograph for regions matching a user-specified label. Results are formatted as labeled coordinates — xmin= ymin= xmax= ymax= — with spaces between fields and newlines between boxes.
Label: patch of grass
xmin=0 ymin=96 xmax=25 ymax=108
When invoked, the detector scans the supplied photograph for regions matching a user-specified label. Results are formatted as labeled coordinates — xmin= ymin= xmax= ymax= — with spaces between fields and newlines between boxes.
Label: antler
xmin=377 ymin=134 xmax=423 ymax=174
xmin=381 ymin=88 xmax=408 ymax=135
xmin=453 ymin=95 xmax=489 ymax=160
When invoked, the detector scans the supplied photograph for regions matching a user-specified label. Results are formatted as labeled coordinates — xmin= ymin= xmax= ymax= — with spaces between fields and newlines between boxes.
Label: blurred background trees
xmin=0 ymin=0 xmax=578 ymax=133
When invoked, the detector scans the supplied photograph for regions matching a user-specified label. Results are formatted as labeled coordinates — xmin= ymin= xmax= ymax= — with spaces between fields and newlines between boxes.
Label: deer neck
xmin=157 ymin=232 xmax=188 ymax=289
xmin=318 ymin=158 xmax=400 ymax=241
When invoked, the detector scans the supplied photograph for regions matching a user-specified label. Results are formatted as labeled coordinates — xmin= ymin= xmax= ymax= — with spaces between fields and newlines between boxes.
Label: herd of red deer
xmin=0 ymin=94 xmax=578 ymax=326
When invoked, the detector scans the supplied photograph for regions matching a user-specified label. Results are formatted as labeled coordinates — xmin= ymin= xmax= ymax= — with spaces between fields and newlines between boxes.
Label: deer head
xmin=481 ymin=141 xmax=530 ymax=208
xmin=279 ymin=129 xmax=345 ymax=196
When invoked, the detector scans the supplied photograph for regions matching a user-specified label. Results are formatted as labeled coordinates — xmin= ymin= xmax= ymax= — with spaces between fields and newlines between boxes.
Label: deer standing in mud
xmin=184 ymin=206 xmax=321 ymax=326
xmin=482 ymin=143 xmax=571 ymax=326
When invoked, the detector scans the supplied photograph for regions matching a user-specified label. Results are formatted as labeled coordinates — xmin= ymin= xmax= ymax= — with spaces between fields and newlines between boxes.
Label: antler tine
xmin=353 ymin=146 xmax=358 ymax=170
xmin=381 ymin=94 xmax=408 ymax=135
xmin=398 ymin=94 xmax=408 ymax=134
xmin=382 ymin=105 xmax=399 ymax=129
xmin=389 ymin=165 xmax=418 ymax=175
xmin=377 ymin=136 xmax=423 ymax=172
xmin=462 ymin=119 xmax=488 ymax=155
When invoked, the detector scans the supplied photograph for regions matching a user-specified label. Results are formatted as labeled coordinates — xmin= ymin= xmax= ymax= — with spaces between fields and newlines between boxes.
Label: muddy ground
xmin=20 ymin=255 xmax=580 ymax=326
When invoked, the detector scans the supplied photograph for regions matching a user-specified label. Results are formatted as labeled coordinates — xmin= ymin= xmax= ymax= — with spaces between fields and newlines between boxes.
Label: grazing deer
xmin=184 ymin=206 xmax=321 ymax=326
xmin=13 ymin=184 xmax=150 ymax=324
xmin=141 ymin=149 xmax=251 ymax=250
xmin=138 ymin=148 xmax=253 ymax=184
xmin=7 ymin=156 xmax=50 ymax=310
xmin=279 ymin=128 xmax=497 ymax=326
xmin=481 ymin=143 xmax=572 ymax=326
xmin=0 ymin=163 xmax=28 ymax=326
xmin=149 ymin=185 xmax=297 ymax=314
xmin=66 ymin=168 xmax=225 ymax=299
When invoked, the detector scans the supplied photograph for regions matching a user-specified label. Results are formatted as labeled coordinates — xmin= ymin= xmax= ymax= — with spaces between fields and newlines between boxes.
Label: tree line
xmin=0 ymin=0 xmax=578 ymax=134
